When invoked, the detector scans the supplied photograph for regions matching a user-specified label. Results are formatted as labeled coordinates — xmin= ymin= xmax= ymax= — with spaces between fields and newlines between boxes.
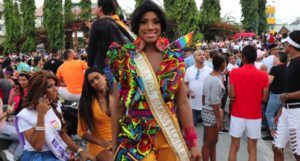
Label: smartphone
xmin=14 ymin=85 xmax=19 ymax=89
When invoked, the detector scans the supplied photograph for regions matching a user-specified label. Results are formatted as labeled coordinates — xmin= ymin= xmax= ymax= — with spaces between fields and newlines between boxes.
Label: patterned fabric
xmin=107 ymin=41 xmax=185 ymax=161
xmin=201 ymin=107 xmax=217 ymax=127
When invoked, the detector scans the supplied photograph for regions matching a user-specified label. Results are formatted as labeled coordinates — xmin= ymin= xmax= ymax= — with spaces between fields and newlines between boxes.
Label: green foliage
xmin=173 ymin=0 xmax=199 ymax=35
xmin=258 ymin=0 xmax=268 ymax=35
xmin=199 ymin=0 xmax=221 ymax=27
xmin=199 ymin=0 xmax=221 ymax=40
xmin=135 ymin=0 xmax=144 ymax=7
xmin=43 ymin=0 xmax=65 ymax=50
xmin=64 ymin=0 xmax=74 ymax=26
xmin=21 ymin=37 xmax=36 ymax=53
xmin=3 ymin=0 xmax=18 ymax=53
xmin=191 ymin=32 xmax=203 ymax=48
xmin=79 ymin=0 xmax=91 ymax=20
xmin=42 ymin=0 xmax=49 ymax=28
xmin=13 ymin=2 xmax=22 ymax=43
xmin=240 ymin=0 xmax=259 ymax=33
xmin=21 ymin=0 xmax=36 ymax=53
xmin=164 ymin=0 xmax=176 ymax=15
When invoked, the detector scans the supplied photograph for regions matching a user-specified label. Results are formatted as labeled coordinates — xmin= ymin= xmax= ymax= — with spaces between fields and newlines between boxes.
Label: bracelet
xmin=75 ymin=148 xmax=84 ymax=157
xmin=184 ymin=127 xmax=198 ymax=148
xmin=283 ymin=93 xmax=289 ymax=100
xmin=35 ymin=126 xmax=45 ymax=131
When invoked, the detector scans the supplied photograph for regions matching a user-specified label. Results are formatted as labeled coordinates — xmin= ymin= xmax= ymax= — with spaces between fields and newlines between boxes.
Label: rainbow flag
xmin=174 ymin=32 xmax=194 ymax=49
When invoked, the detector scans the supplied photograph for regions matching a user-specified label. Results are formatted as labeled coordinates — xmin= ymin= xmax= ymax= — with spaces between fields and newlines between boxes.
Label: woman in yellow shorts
xmin=78 ymin=67 xmax=114 ymax=161
xmin=108 ymin=1 xmax=201 ymax=161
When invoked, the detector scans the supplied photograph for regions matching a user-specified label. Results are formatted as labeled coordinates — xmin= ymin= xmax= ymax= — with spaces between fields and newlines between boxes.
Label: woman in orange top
xmin=78 ymin=67 xmax=113 ymax=161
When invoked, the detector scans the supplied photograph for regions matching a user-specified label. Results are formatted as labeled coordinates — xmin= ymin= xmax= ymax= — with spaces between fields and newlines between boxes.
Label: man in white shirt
xmin=185 ymin=50 xmax=213 ymax=127
xmin=263 ymin=44 xmax=279 ymax=73
xmin=227 ymin=54 xmax=239 ymax=73
xmin=184 ymin=47 xmax=195 ymax=69
xmin=205 ymin=50 xmax=218 ymax=69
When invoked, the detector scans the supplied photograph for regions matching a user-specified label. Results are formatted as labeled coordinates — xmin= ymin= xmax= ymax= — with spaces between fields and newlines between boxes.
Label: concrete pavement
xmin=196 ymin=121 xmax=296 ymax=161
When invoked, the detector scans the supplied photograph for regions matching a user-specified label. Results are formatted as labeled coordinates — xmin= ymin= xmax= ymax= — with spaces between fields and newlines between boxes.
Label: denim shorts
xmin=21 ymin=150 xmax=60 ymax=161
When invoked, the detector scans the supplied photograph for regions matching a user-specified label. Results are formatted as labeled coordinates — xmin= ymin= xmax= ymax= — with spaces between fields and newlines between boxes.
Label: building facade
xmin=266 ymin=5 xmax=276 ymax=32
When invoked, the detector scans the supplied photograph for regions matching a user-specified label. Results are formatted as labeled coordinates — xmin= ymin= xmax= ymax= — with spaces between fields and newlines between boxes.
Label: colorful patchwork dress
xmin=107 ymin=42 xmax=185 ymax=161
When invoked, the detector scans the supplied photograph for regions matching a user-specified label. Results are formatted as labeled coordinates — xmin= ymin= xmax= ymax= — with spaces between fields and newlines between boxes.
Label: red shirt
xmin=230 ymin=64 xmax=269 ymax=119
xmin=269 ymin=35 xmax=275 ymax=44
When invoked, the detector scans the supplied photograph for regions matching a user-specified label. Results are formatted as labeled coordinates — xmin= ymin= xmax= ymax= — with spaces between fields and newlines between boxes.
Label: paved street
xmin=196 ymin=116 xmax=296 ymax=161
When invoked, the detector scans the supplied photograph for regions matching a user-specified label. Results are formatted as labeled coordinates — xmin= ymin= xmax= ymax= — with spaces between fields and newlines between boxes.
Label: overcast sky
xmin=35 ymin=0 xmax=300 ymax=24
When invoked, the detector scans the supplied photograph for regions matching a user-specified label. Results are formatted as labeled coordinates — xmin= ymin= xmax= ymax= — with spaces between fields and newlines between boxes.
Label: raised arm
xmin=22 ymin=101 xmax=49 ymax=151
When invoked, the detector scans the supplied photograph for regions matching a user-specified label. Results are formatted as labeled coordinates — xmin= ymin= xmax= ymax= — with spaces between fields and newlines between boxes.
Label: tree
xmin=199 ymin=0 xmax=221 ymax=40
xmin=64 ymin=0 xmax=74 ymax=26
xmin=135 ymin=0 xmax=144 ymax=7
xmin=164 ymin=0 xmax=176 ymax=15
xmin=240 ymin=0 xmax=259 ymax=33
xmin=175 ymin=0 xmax=199 ymax=35
xmin=21 ymin=0 xmax=36 ymax=53
xmin=42 ymin=0 xmax=49 ymax=28
xmin=162 ymin=0 xmax=178 ymax=41
xmin=258 ymin=0 xmax=268 ymax=35
xmin=80 ymin=0 xmax=91 ymax=20
xmin=43 ymin=0 xmax=64 ymax=50
xmin=3 ymin=0 xmax=17 ymax=54
xmin=13 ymin=2 xmax=22 ymax=45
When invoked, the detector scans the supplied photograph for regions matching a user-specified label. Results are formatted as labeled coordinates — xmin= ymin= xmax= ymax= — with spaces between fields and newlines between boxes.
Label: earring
xmin=155 ymin=37 xmax=169 ymax=52
xmin=134 ymin=37 xmax=145 ymax=52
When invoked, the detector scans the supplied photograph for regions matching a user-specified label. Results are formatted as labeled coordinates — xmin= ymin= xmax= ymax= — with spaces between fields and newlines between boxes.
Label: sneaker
xmin=262 ymin=135 xmax=274 ymax=141
xmin=0 ymin=149 xmax=14 ymax=161
xmin=221 ymin=128 xmax=229 ymax=133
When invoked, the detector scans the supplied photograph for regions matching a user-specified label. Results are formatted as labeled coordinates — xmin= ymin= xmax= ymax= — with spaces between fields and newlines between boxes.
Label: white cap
xmin=281 ymin=36 xmax=300 ymax=48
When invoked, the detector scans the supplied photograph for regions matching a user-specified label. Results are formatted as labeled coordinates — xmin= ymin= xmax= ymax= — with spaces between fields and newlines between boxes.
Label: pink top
xmin=0 ymin=99 xmax=5 ymax=129
xmin=9 ymin=88 xmax=28 ymax=111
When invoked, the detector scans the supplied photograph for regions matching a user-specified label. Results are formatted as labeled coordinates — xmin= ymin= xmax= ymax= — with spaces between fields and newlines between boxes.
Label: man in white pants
xmin=273 ymin=30 xmax=300 ymax=161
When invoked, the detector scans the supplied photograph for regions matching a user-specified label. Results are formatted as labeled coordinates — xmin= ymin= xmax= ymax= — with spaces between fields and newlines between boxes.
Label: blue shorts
xmin=21 ymin=150 xmax=60 ymax=161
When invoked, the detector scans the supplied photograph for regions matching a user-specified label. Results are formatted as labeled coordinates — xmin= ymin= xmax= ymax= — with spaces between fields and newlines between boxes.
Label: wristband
xmin=283 ymin=93 xmax=289 ymax=100
xmin=75 ymin=148 xmax=84 ymax=156
xmin=35 ymin=126 xmax=45 ymax=131
xmin=184 ymin=127 xmax=198 ymax=148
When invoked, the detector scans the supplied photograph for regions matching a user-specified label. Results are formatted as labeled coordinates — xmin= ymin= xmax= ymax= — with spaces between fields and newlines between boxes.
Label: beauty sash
xmin=134 ymin=52 xmax=190 ymax=161
xmin=16 ymin=108 xmax=69 ymax=161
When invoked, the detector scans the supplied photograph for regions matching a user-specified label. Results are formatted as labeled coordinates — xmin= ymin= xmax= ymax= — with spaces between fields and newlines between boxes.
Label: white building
xmin=276 ymin=17 xmax=300 ymax=35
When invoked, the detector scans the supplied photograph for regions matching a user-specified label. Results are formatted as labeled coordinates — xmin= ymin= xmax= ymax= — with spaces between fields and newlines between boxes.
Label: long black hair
xmin=130 ymin=0 xmax=167 ymax=35
xmin=78 ymin=67 xmax=111 ymax=131
xmin=15 ymin=72 xmax=31 ymax=114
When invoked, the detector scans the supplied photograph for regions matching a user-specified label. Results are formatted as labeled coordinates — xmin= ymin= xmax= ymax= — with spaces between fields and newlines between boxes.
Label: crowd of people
xmin=0 ymin=0 xmax=300 ymax=161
